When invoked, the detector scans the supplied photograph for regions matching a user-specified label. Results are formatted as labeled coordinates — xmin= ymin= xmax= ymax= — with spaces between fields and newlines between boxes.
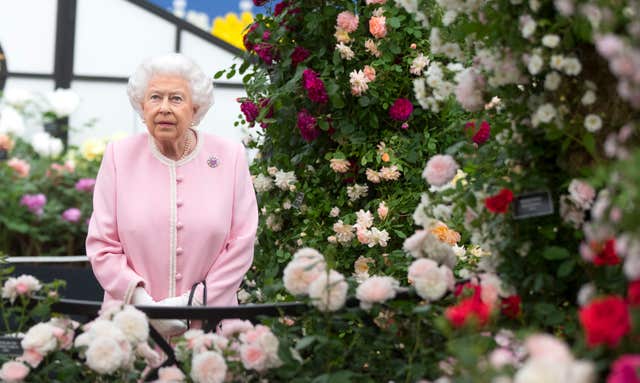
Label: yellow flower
xmin=81 ymin=138 xmax=106 ymax=161
xmin=211 ymin=12 xmax=254 ymax=50
xmin=451 ymin=169 xmax=467 ymax=187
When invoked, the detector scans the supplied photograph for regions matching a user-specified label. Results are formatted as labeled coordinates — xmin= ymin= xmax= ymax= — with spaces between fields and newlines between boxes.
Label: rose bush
xmin=0 ymin=89 xmax=109 ymax=256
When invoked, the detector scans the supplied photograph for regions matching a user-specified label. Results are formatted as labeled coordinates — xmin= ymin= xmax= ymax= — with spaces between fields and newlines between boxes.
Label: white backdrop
xmin=0 ymin=0 xmax=248 ymax=146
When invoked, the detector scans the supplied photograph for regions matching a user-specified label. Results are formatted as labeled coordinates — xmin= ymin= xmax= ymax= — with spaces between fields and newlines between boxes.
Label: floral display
xmin=0 ymin=89 xmax=107 ymax=256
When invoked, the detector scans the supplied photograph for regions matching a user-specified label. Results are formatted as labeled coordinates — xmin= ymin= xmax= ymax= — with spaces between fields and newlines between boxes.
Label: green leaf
xmin=358 ymin=96 xmax=370 ymax=107
xmin=213 ymin=70 xmax=225 ymax=79
xmin=295 ymin=336 xmax=317 ymax=350
xmin=543 ymin=246 xmax=570 ymax=260
xmin=557 ymin=259 xmax=576 ymax=277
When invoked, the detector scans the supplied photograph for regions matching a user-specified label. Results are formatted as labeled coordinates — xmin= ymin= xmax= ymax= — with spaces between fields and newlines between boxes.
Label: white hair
xmin=127 ymin=53 xmax=214 ymax=125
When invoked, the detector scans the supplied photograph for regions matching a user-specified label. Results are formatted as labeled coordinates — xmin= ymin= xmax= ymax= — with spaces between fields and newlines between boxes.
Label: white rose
xmin=0 ymin=106 xmax=26 ymax=136
xmin=46 ymin=88 xmax=80 ymax=117
xmin=562 ymin=57 xmax=582 ymax=75
xmin=583 ymin=114 xmax=602 ymax=132
xmin=527 ymin=54 xmax=544 ymax=75
xmin=21 ymin=323 xmax=58 ymax=355
xmin=112 ymin=306 xmax=149 ymax=344
xmin=544 ymin=72 xmax=562 ymax=91
xmin=31 ymin=132 xmax=63 ymax=158
xmin=581 ymin=90 xmax=596 ymax=105
xmin=542 ymin=34 xmax=560 ymax=48
xmin=308 ymin=270 xmax=348 ymax=312
xmin=85 ymin=336 xmax=125 ymax=375
xmin=3 ymin=88 xmax=34 ymax=106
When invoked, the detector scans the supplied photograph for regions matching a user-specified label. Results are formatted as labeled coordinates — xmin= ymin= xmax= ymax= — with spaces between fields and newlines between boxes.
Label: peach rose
xmin=363 ymin=65 xmax=376 ymax=81
xmin=7 ymin=158 xmax=30 ymax=178
xmin=369 ymin=16 xmax=387 ymax=38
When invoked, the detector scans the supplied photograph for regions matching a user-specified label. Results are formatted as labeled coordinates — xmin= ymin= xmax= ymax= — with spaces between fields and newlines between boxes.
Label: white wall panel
xmin=68 ymin=80 xmax=139 ymax=146
xmin=197 ymin=87 xmax=246 ymax=143
xmin=180 ymin=31 xmax=244 ymax=84
xmin=0 ymin=0 xmax=57 ymax=74
xmin=74 ymin=0 xmax=176 ymax=77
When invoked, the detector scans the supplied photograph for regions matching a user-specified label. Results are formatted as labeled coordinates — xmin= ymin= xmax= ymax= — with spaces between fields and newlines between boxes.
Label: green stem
xmin=16 ymin=296 xmax=28 ymax=333
xmin=405 ymin=317 xmax=422 ymax=383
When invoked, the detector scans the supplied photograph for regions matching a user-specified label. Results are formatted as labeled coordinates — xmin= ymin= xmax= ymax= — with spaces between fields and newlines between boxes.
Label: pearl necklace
xmin=180 ymin=129 xmax=194 ymax=160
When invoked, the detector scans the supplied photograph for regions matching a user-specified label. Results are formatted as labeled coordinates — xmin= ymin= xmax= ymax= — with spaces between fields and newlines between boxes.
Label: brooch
xmin=207 ymin=156 xmax=220 ymax=168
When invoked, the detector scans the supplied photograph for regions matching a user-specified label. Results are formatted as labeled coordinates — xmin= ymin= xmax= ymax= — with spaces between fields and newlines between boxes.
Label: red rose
xmin=594 ymin=238 xmax=621 ymax=266
xmin=485 ymin=188 xmax=514 ymax=214
xmin=243 ymin=23 xmax=259 ymax=51
xmin=628 ymin=280 xmax=640 ymax=306
xmin=389 ymin=98 xmax=414 ymax=121
xmin=501 ymin=295 xmax=522 ymax=319
xmin=253 ymin=0 xmax=268 ymax=5
xmin=446 ymin=283 xmax=490 ymax=328
xmin=465 ymin=120 xmax=491 ymax=145
xmin=579 ymin=296 xmax=630 ymax=348
xmin=445 ymin=296 xmax=490 ymax=328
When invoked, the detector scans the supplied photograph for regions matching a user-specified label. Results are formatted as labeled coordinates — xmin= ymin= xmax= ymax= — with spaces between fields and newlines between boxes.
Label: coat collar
xmin=148 ymin=129 xmax=203 ymax=166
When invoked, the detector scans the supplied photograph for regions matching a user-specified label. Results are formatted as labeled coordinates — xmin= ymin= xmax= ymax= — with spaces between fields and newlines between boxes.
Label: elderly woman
xmin=86 ymin=53 xmax=258 ymax=336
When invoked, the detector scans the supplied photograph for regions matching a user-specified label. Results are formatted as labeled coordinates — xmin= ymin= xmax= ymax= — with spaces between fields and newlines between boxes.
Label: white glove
xmin=131 ymin=286 xmax=155 ymax=305
xmin=131 ymin=287 xmax=188 ymax=337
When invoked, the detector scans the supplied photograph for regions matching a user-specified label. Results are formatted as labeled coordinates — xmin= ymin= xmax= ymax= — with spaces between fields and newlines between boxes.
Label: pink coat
xmin=86 ymin=131 xmax=258 ymax=306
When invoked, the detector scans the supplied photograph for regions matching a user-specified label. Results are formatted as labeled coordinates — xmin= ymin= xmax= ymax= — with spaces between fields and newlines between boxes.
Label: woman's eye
xmin=150 ymin=95 xmax=161 ymax=100
xmin=171 ymin=96 xmax=183 ymax=102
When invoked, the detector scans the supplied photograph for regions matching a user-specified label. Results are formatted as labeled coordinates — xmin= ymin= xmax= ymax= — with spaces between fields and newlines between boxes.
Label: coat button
xmin=175 ymin=273 xmax=182 ymax=280
xmin=176 ymin=176 xmax=183 ymax=183
xmin=176 ymin=222 xmax=184 ymax=230
xmin=176 ymin=247 xmax=183 ymax=255
xmin=177 ymin=200 xmax=184 ymax=207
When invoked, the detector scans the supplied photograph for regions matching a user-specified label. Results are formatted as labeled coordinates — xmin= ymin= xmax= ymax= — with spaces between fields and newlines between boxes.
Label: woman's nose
xmin=159 ymin=97 xmax=171 ymax=112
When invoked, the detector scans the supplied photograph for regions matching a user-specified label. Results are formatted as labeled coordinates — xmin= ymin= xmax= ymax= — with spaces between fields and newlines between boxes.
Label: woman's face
xmin=141 ymin=74 xmax=197 ymax=142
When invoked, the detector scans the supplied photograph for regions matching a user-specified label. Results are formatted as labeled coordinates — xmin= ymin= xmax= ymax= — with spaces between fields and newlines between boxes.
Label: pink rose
xmin=336 ymin=11 xmax=359 ymax=33
xmin=568 ymin=179 xmax=596 ymax=210
xmin=366 ymin=0 xmax=387 ymax=4
xmin=158 ymin=365 xmax=186 ymax=382
xmin=0 ymin=361 xmax=29 ymax=383
xmin=190 ymin=351 xmax=227 ymax=383
xmin=356 ymin=276 xmax=398 ymax=309
xmin=596 ymin=34 xmax=624 ymax=59
xmin=7 ymin=158 xmax=30 ymax=178
xmin=18 ymin=349 xmax=43 ymax=368
xmin=377 ymin=201 xmax=388 ymax=220
xmin=525 ymin=334 xmax=573 ymax=363
xmin=369 ymin=16 xmax=387 ymax=38
xmin=240 ymin=344 xmax=268 ymax=371
xmin=422 ymin=154 xmax=459 ymax=187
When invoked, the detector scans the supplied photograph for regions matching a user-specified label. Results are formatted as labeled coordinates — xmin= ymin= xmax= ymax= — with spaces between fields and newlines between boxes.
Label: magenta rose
xmin=20 ymin=194 xmax=47 ymax=216
xmin=240 ymin=101 xmax=259 ymax=124
xmin=607 ymin=354 xmax=640 ymax=383
xmin=253 ymin=0 xmax=268 ymax=5
xmin=291 ymin=46 xmax=310 ymax=67
xmin=297 ymin=109 xmax=320 ymax=142
xmin=243 ymin=23 xmax=259 ymax=51
xmin=62 ymin=208 xmax=82 ymax=223
xmin=389 ymin=98 xmax=413 ymax=121
xmin=302 ymin=69 xmax=328 ymax=104
xmin=259 ymin=98 xmax=274 ymax=129
xmin=75 ymin=178 xmax=96 ymax=192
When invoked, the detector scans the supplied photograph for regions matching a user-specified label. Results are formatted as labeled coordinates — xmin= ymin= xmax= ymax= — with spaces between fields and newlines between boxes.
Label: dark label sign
xmin=0 ymin=336 xmax=23 ymax=357
xmin=0 ymin=42 xmax=6 ymax=91
xmin=513 ymin=190 xmax=554 ymax=219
